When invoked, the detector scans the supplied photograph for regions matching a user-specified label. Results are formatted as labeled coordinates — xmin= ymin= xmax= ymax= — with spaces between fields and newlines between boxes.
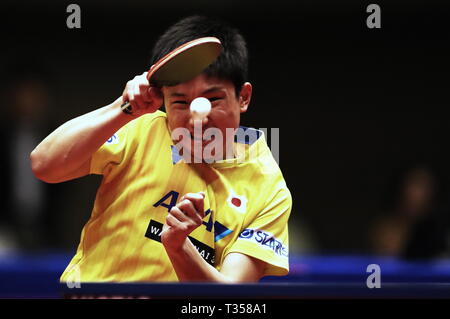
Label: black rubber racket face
xmin=148 ymin=37 xmax=222 ymax=87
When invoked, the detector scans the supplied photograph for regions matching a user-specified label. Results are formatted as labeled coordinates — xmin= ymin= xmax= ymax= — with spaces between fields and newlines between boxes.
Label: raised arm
xmin=30 ymin=72 xmax=162 ymax=183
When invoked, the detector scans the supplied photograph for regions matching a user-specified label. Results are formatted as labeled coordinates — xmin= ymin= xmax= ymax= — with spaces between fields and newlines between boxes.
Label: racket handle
xmin=121 ymin=101 xmax=133 ymax=115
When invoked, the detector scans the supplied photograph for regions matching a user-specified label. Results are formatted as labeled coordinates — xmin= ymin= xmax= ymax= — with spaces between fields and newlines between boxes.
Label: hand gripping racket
xmin=121 ymin=37 xmax=222 ymax=114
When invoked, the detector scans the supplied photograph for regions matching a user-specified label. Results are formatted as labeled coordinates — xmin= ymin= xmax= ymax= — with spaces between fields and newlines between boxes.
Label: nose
xmin=189 ymin=96 xmax=211 ymax=128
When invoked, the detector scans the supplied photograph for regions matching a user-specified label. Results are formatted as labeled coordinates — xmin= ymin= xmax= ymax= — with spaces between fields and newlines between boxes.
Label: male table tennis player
xmin=31 ymin=16 xmax=292 ymax=282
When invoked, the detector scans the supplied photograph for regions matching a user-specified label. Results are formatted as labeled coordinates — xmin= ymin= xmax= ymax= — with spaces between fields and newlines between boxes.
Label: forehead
xmin=162 ymin=74 xmax=234 ymax=97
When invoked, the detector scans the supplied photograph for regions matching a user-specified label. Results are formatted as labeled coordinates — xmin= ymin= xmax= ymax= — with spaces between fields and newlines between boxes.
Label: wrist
xmin=162 ymin=235 xmax=188 ymax=254
xmin=109 ymin=97 xmax=138 ymax=123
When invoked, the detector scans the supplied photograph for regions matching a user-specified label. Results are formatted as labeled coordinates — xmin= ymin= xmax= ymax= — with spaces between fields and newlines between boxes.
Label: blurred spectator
xmin=289 ymin=220 xmax=320 ymax=255
xmin=370 ymin=163 xmax=449 ymax=260
xmin=0 ymin=63 xmax=53 ymax=251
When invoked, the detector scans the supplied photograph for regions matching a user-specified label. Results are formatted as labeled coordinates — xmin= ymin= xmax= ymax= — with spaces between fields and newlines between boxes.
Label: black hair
xmin=150 ymin=15 xmax=248 ymax=97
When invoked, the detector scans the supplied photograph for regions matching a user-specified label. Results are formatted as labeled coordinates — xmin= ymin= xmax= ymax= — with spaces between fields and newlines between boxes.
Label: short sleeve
xmin=227 ymin=185 xmax=292 ymax=277
xmin=90 ymin=124 xmax=130 ymax=175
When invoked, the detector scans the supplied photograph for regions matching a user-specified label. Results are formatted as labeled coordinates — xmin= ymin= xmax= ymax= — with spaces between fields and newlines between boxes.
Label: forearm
xmin=164 ymin=239 xmax=232 ymax=283
xmin=31 ymin=97 xmax=133 ymax=182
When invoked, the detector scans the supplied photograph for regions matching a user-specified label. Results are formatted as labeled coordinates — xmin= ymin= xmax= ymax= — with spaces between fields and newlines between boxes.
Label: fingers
xmin=168 ymin=200 xmax=202 ymax=227
xmin=122 ymin=72 xmax=163 ymax=115
xmin=161 ymin=192 xmax=206 ymax=249
xmin=166 ymin=211 xmax=183 ymax=228
xmin=129 ymin=73 xmax=149 ymax=110
xmin=178 ymin=199 xmax=204 ymax=224
xmin=147 ymin=87 xmax=164 ymax=103
xmin=122 ymin=84 xmax=133 ymax=104
xmin=179 ymin=192 xmax=205 ymax=218
xmin=164 ymin=192 xmax=206 ymax=234
xmin=169 ymin=205 xmax=191 ymax=223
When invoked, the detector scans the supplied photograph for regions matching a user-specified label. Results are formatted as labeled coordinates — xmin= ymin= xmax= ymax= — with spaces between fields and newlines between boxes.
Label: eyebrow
xmin=169 ymin=86 xmax=225 ymax=98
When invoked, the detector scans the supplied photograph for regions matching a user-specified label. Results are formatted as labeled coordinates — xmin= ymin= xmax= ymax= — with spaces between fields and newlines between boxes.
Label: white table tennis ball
xmin=190 ymin=97 xmax=211 ymax=120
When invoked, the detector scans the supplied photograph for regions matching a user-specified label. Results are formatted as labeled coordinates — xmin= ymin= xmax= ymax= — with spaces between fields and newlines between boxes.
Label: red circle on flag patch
xmin=231 ymin=197 xmax=241 ymax=207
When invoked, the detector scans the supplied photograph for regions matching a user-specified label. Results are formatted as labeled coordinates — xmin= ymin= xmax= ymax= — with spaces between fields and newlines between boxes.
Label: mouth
xmin=190 ymin=132 xmax=204 ymax=141
xmin=189 ymin=131 xmax=211 ymax=143
xmin=172 ymin=129 xmax=226 ymax=162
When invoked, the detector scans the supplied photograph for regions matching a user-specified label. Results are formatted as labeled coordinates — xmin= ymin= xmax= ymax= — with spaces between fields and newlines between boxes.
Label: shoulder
xmin=121 ymin=110 xmax=167 ymax=137
xmin=104 ymin=111 xmax=168 ymax=151
xmin=130 ymin=110 xmax=167 ymax=129
xmin=239 ymin=128 xmax=292 ymax=208
xmin=141 ymin=110 xmax=167 ymax=123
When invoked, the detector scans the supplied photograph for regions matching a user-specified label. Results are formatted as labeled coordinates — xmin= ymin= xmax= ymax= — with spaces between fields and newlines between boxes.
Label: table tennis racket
xmin=121 ymin=37 xmax=222 ymax=114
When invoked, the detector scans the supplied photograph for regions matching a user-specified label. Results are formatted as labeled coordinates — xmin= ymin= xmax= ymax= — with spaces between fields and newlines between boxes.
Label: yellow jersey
xmin=60 ymin=111 xmax=292 ymax=282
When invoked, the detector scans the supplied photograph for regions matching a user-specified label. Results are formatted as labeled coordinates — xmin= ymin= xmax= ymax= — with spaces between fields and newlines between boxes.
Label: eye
xmin=173 ymin=100 xmax=188 ymax=105
xmin=172 ymin=100 xmax=189 ymax=109
xmin=208 ymin=97 xmax=223 ymax=103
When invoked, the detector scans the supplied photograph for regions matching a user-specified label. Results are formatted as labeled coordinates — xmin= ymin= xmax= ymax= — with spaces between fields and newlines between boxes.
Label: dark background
xmin=0 ymin=0 xmax=449 ymax=257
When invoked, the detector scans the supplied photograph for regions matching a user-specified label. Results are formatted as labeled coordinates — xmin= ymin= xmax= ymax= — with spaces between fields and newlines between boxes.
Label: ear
xmin=238 ymin=82 xmax=252 ymax=113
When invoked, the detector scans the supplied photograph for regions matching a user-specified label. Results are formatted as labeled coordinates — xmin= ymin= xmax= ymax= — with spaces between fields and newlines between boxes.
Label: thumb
xmin=160 ymin=223 xmax=169 ymax=236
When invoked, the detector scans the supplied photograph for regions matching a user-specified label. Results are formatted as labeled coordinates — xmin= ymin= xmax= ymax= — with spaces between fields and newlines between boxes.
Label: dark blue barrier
xmin=263 ymin=255 xmax=450 ymax=283
xmin=1 ymin=252 xmax=450 ymax=298
xmin=0 ymin=252 xmax=71 ymax=298
xmin=60 ymin=282 xmax=450 ymax=299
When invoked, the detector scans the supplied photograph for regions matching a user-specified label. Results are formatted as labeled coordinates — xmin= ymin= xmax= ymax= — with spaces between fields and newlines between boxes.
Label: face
xmin=162 ymin=74 xmax=252 ymax=162
xmin=401 ymin=168 xmax=435 ymax=217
